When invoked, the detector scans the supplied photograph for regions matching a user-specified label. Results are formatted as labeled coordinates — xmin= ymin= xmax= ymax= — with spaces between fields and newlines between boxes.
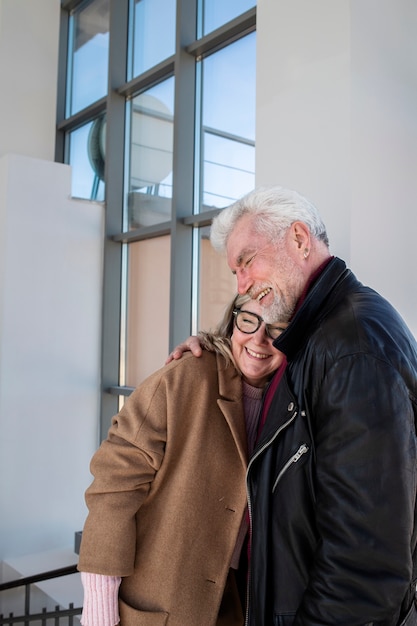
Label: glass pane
xmin=199 ymin=0 xmax=255 ymax=37
xmin=127 ymin=79 xmax=175 ymax=229
xmin=67 ymin=117 xmax=106 ymax=201
xmin=198 ymin=226 xmax=236 ymax=332
xmin=199 ymin=32 xmax=256 ymax=212
xmin=68 ymin=0 xmax=109 ymax=116
xmin=125 ymin=236 xmax=171 ymax=386
xmin=130 ymin=0 xmax=176 ymax=78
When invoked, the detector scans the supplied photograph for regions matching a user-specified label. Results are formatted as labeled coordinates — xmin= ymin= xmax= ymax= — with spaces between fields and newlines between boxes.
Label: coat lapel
xmin=216 ymin=353 xmax=248 ymax=469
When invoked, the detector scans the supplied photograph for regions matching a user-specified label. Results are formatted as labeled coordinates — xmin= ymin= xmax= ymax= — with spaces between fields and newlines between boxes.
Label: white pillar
xmin=256 ymin=0 xmax=417 ymax=334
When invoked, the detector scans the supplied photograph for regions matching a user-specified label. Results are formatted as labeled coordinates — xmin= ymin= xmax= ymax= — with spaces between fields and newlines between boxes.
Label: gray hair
xmin=210 ymin=185 xmax=329 ymax=252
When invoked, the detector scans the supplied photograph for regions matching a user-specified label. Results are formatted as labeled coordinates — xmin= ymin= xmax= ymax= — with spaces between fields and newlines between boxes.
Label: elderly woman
xmin=78 ymin=293 xmax=287 ymax=626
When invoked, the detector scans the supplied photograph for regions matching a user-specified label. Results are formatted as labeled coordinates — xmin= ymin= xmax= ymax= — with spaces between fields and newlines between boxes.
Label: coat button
xmin=287 ymin=402 xmax=295 ymax=411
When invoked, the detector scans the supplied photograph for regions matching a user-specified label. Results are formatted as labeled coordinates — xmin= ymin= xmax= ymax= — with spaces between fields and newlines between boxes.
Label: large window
xmin=66 ymin=0 xmax=110 ymax=116
xmin=127 ymin=78 xmax=175 ymax=229
xmin=57 ymin=0 xmax=256 ymax=435
xmin=130 ymin=0 xmax=176 ymax=78
xmin=199 ymin=32 xmax=256 ymax=211
xmin=199 ymin=0 xmax=255 ymax=37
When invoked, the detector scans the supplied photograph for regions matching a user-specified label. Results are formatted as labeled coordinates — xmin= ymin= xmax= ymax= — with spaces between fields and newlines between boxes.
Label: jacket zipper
xmin=244 ymin=410 xmax=298 ymax=626
xmin=272 ymin=443 xmax=309 ymax=492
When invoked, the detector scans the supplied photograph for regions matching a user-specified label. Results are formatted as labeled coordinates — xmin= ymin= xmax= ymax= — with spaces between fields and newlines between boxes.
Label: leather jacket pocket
xmin=119 ymin=597 xmax=169 ymax=625
xmin=273 ymin=614 xmax=296 ymax=625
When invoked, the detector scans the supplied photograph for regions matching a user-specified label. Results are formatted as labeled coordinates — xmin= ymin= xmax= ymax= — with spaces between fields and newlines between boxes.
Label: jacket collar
xmin=273 ymin=257 xmax=352 ymax=361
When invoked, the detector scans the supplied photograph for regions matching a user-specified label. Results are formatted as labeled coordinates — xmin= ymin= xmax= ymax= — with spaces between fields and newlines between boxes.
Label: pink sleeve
xmin=80 ymin=572 xmax=121 ymax=626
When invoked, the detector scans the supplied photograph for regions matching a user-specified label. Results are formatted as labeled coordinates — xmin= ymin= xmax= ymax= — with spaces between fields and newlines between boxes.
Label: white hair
xmin=210 ymin=185 xmax=329 ymax=252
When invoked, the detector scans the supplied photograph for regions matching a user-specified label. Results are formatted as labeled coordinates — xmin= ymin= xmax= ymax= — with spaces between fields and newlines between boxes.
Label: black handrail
xmin=0 ymin=564 xmax=78 ymax=592
xmin=0 ymin=603 xmax=82 ymax=625
xmin=0 ymin=564 xmax=82 ymax=625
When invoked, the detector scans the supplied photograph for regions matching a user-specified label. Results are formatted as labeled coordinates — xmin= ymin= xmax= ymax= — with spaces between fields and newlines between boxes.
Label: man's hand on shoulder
xmin=165 ymin=336 xmax=203 ymax=364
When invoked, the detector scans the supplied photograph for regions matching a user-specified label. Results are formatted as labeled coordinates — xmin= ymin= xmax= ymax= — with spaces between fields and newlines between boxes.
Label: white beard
xmin=260 ymin=292 xmax=295 ymax=324
xmin=259 ymin=262 xmax=306 ymax=324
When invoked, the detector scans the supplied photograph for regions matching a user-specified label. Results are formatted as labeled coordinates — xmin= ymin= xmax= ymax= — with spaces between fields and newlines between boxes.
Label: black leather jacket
xmin=246 ymin=257 xmax=417 ymax=626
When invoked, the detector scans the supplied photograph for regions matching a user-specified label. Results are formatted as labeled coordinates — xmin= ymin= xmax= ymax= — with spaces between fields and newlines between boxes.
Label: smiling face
xmin=226 ymin=213 xmax=308 ymax=324
xmin=231 ymin=298 xmax=286 ymax=387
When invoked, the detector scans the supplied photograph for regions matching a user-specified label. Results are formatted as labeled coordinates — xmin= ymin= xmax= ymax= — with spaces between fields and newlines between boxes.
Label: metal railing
xmin=0 ymin=565 xmax=82 ymax=625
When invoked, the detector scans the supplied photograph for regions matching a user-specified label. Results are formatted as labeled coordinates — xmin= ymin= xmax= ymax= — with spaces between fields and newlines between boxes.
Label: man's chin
xmin=260 ymin=296 xmax=293 ymax=324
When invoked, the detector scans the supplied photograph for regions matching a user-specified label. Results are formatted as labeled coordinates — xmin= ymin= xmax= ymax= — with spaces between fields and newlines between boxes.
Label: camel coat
xmin=78 ymin=351 xmax=249 ymax=626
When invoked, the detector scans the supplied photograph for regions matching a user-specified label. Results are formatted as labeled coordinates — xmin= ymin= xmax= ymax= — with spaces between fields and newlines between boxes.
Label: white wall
xmin=0 ymin=155 xmax=103 ymax=559
xmin=349 ymin=0 xmax=417 ymax=333
xmin=0 ymin=0 xmax=103 ymax=565
xmin=0 ymin=0 xmax=60 ymax=161
xmin=256 ymin=0 xmax=417 ymax=335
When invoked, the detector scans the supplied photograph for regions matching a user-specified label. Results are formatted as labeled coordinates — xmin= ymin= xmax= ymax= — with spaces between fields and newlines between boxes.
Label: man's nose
xmin=236 ymin=269 xmax=252 ymax=295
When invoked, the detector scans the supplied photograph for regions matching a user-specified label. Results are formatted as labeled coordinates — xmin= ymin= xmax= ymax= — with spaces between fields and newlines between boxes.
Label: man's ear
xmin=291 ymin=221 xmax=311 ymax=253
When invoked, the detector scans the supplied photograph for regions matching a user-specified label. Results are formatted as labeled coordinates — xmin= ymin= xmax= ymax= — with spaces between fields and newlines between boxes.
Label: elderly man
xmin=170 ymin=185 xmax=417 ymax=626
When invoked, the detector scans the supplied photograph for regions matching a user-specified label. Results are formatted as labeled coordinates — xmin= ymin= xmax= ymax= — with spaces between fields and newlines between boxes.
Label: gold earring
xmin=303 ymin=248 xmax=309 ymax=259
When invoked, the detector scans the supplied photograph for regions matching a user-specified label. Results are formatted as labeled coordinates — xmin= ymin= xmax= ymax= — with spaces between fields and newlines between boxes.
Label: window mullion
xmin=168 ymin=0 xmax=198 ymax=351
xmin=100 ymin=0 xmax=129 ymax=438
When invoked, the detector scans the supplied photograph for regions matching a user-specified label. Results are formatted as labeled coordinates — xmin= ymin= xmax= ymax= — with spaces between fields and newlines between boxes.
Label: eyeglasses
xmin=233 ymin=308 xmax=287 ymax=340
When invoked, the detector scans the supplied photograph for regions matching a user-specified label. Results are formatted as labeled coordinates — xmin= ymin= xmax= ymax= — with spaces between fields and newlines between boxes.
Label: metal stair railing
xmin=0 ymin=564 xmax=82 ymax=625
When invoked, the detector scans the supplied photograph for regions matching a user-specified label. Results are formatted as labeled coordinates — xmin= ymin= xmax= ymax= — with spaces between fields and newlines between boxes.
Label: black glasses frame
xmin=233 ymin=308 xmax=284 ymax=340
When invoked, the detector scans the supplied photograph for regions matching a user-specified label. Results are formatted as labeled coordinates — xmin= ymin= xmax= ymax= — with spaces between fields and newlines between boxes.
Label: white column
xmin=256 ymin=0 xmax=417 ymax=334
